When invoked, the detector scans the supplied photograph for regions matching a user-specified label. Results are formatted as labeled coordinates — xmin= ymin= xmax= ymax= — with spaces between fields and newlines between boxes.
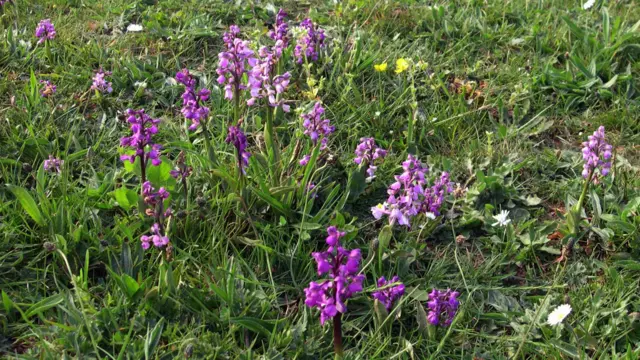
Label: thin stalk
xmin=139 ymin=152 xmax=146 ymax=188
xmin=201 ymin=120 xmax=217 ymax=165
xmin=574 ymin=170 xmax=593 ymax=214
xmin=333 ymin=313 xmax=344 ymax=357
xmin=263 ymin=103 xmax=279 ymax=177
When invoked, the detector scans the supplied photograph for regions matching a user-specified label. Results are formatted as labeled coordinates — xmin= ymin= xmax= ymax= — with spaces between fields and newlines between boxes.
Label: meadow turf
xmin=1 ymin=0 xmax=639 ymax=358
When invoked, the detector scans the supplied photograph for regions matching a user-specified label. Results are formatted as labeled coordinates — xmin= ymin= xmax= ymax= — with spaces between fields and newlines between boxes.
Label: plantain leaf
xmin=8 ymin=185 xmax=45 ymax=227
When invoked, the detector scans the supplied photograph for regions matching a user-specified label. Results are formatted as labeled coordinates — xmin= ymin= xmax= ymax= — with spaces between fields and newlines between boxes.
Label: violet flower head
xmin=35 ymin=19 xmax=56 ymax=44
xmin=247 ymin=47 xmax=291 ymax=111
xmin=225 ymin=126 xmax=251 ymax=174
xmin=139 ymin=181 xmax=172 ymax=250
xmin=140 ymin=223 xmax=170 ymax=250
xmin=216 ymin=25 xmax=257 ymax=100
xmin=170 ymin=152 xmax=192 ymax=181
xmin=354 ymin=137 xmax=387 ymax=180
xmin=372 ymin=276 xmax=405 ymax=310
xmin=304 ymin=226 xmax=364 ymax=325
xmin=294 ymin=18 xmax=326 ymax=64
xmin=269 ymin=9 xmax=290 ymax=57
xmin=176 ymin=68 xmax=211 ymax=130
xmin=39 ymin=80 xmax=57 ymax=98
xmin=119 ymin=109 xmax=162 ymax=167
xmin=371 ymin=155 xmax=452 ymax=227
xmin=91 ymin=68 xmax=113 ymax=93
xmin=302 ymin=102 xmax=334 ymax=149
xmin=581 ymin=126 xmax=612 ymax=179
xmin=426 ymin=289 xmax=460 ymax=327
xmin=43 ymin=155 xmax=63 ymax=173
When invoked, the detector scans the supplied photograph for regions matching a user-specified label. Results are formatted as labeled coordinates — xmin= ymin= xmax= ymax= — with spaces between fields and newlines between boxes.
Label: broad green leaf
xmin=8 ymin=185 xmax=45 ymax=227
xmin=25 ymin=293 xmax=64 ymax=318
xmin=112 ymin=187 xmax=138 ymax=211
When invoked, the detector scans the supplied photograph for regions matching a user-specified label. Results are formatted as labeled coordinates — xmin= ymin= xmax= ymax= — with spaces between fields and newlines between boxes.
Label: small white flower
xmin=547 ymin=304 xmax=572 ymax=326
xmin=133 ymin=81 xmax=147 ymax=88
xmin=425 ymin=212 xmax=436 ymax=220
xmin=492 ymin=210 xmax=511 ymax=227
xmin=126 ymin=24 xmax=143 ymax=32
xmin=19 ymin=40 xmax=32 ymax=49
xmin=583 ymin=0 xmax=595 ymax=10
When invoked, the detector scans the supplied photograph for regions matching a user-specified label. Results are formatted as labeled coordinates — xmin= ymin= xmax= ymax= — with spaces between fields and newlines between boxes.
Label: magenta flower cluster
xmin=371 ymin=155 xmax=452 ymax=227
xmin=43 ymin=155 xmax=63 ymax=173
xmin=305 ymin=226 xmax=365 ymax=325
xmin=140 ymin=181 xmax=171 ymax=250
xmin=40 ymin=80 xmax=57 ymax=98
xmin=268 ymin=9 xmax=289 ymax=58
xmin=120 ymin=109 xmax=162 ymax=167
xmin=176 ymin=69 xmax=211 ymax=131
xmin=91 ymin=68 xmax=113 ymax=93
xmin=302 ymin=102 xmax=334 ymax=150
xmin=294 ymin=18 xmax=326 ymax=64
xmin=35 ymin=19 xmax=56 ymax=44
xmin=426 ymin=289 xmax=460 ymax=327
xmin=247 ymin=47 xmax=291 ymax=111
xmin=581 ymin=126 xmax=612 ymax=179
xmin=216 ymin=25 xmax=257 ymax=100
xmin=354 ymin=137 xmax=387 ymax=180
xmin=226 ymin=126 xmax=251 ymax=174
xmin=372 ymin=276 xmax=405 ymax=310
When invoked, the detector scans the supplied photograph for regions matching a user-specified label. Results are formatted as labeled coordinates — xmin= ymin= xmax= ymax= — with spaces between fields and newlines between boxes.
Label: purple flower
xmin=216 ymin=25 xmax=257 ymax=100
xmin=268 ymin=9 xmax=290 ymax=58
xmin=43 ymin=155 xmax=63 ymax=173
xmin=581 ymin=126 xmax=613 ymax=180
xmin=354 ymin=137 xmax=387 ymax=180
xmin=372 ymin=276 xmax=405 ymax=310
xmin=119 ymin=109 xmax=162 ymax=167
xmin=39 ymin=80 xmax=57 ymax=98
xmin=140 ymin=223 xmax=169 ymax=250
xmin=91 ymin=68 xmax=113 ymax=93
xmin=139 ymin=181 xmax=172 ymax=250
xmin=371 ymin=155 xmax=452 ymax=227
xmin=302 ymin=102 xmax=334 ymax=148
xmin=305 ymin=227 xmax=364 ymax=325
xmin=247 ymin=47 xmax=291 ymax=111
xmin=176 ymin=68 xmax=210 ymax=130
xmin=299 ymin=155 xmax=311 ymax=166
xmin=426 ymin=289 xmax=460 ymax=327
xmin=170 ymin=152 xmax=192 ymax=181
xmin=35 ymin=19 xmax=56 ymax=44
xmin=294 ymin=18 xmax=326 ymax=64
xmin=225 ymin=126 xmax=251 ymax=174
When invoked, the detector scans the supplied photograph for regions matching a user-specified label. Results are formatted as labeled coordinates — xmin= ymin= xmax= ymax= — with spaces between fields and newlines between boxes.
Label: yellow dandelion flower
xmin=395 ymin=58 xmax=410 ymax=74
xmin=374 ymin=62 xmax=388 ymax=72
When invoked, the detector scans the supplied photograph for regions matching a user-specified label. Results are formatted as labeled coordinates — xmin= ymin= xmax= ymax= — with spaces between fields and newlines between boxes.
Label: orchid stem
xmin=333 ymin=313 xmax=343 ymax=358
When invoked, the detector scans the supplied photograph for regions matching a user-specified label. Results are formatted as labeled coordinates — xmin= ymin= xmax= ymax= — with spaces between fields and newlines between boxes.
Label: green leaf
xmin=347 ymin=167 xmax=367 ymax=201
xmin=144 ymin=318 xmax=165 ymax=360
xmin=374 ymin=299 xmax=389 ymax=328
xmin=112 ymin=187 xmax=139 ymax=211
xmin=121 ymin=274 xmax=140 ymax=299
xmin=415 ymin=302 xmax=428 ymax=333
xmin=525 ymin=196 xmax=542 ymax=206
xmin=549 ymin=339 xmax=579 ymax=358
xmin=25 ymin=293 xmax=64 ymax=318
xmin=2 ymin=291 xmax=13 ymax=312
xmin=230 ymin=317 xmax=276 ymax=336
xmin=377 ymin=225 xmax=393 ymax=253
xmin=8 ymin=185 xmax=45 ymax=227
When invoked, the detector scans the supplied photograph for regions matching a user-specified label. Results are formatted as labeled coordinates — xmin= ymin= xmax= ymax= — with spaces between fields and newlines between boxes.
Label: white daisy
xmin=547 ymin=304 xmax=572 ymax=326
xmin=583 ymin=0 xmax=595 ymax=10
xmin=492 ymin=210 xmax=511 ymax=227
xmin=126 ymin=24 xmax=143 ymax=32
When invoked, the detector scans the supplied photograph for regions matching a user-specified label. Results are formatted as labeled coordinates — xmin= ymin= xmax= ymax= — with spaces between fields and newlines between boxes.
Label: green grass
xmin=1 ymin=0 xmax=639 ymax=358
